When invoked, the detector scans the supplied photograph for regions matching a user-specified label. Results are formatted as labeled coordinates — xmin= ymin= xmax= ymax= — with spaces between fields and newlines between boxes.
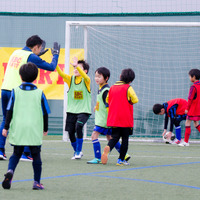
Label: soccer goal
xmin=63 ymin=21 xmax=200 ymax=142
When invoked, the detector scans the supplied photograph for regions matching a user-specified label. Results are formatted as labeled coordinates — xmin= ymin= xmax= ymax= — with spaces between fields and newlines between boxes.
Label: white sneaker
xmin=71 ymin=153 xmax=76 ymax=160
xmin=171 ymin=139 xmax=182 ymax=145
xmin=75 ymin=152 xmax=83 ymax=159
xmin=178 ymin=141 xmax=189 ymax=147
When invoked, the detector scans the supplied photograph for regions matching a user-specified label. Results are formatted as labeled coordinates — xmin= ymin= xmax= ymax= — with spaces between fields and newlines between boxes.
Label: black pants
xmin=65 ymin=113 xmax=90 ymax=143
xmin=108 ymin=127 xmax=132 ymax=161
xmin=8 ymin=146 xmax=42 ymax=183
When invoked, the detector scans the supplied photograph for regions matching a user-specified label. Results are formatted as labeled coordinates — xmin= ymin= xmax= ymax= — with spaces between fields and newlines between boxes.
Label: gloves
xmin=38 ymin=40 xmax=49 ymax=56
xmin=51 ymin=42 xmax=60 ymax=55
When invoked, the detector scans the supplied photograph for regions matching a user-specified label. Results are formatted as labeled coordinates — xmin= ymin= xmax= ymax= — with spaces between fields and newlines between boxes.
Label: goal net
xmin=64 ymin=21 xmax=200 ymax=141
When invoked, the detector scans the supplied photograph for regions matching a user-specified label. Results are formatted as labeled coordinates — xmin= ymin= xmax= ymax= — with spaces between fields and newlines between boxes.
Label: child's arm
xmin=3 ymin=90 xmax=15 ymax=136
xmin=127 ymin=86 xmax=138 ymax=104
xmin=76 ymin=66 xmax=90 ymax=83
xmin=56 ymin=65 xmax=71 ymax=86
xmin=186 ymin=86 xmax=196 ymax=112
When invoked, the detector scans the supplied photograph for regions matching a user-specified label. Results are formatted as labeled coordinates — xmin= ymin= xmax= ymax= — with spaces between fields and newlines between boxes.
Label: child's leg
xmin=91 ymin=131 xmax=101 ymax=159
xmin=119 ymin=128 xmax=130 ymax=161
xmin=8 ymin=146 xmax=24 ymax=172
xmin=76 ymin=113 xmax=90 ymax=153
xmin=194 ymin=121 xmax=200 ymax=132
xmin=30 ymin=146 xmax=42 ymax=183
xmin=175 ymin=126 xmax=182 ymax=141
xmin=65 ymin=113 xmax=77 ymax=152
xmin=184 ymin=119 xmax=192 ymax=143
xmin=107 ymin=135 xmax=121 ymax=153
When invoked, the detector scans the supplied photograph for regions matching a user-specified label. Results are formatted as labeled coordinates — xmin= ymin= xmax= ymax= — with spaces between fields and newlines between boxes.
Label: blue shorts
xmin=93 ymin=125 xmax=112 ymax=135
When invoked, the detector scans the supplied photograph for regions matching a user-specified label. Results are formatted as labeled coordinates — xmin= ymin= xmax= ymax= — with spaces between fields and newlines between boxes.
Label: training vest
xmin=1 ymin=50 xmax=32 ymax=91
xmin=9 ymin=87 xmax=43 ymax=146
xmin=95 ymin=85 xmax=109 ymax=128
xmin=107 ymin=84 xmax=133 ymax=128
xmin=188 ymin=81 xmax=200 ymax=117
xmin=67 ymin=76 xmax=91 ymax=114
xmin=166 ymin=98 xmax=187 ymax=117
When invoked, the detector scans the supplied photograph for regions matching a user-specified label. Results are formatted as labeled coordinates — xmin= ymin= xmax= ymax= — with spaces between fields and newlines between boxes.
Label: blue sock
xmin=114 ymin=142 xmax=121 ymax=153
xmin=71 ymin=141 xmax=77 ymax=152
xmin=92 ymin=139 xmax=101 ymax=159
xmin=175 ymin=126 xmax=181 ymax=141
xmin=76 ymin=138 xmax=83 ymax=153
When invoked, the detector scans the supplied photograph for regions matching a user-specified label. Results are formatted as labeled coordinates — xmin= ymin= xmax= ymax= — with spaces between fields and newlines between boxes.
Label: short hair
xmin=95 ymin=67 xmax=110 ymax=82
xmin=120 ymin=68 xmax=135 ymax=83
xmin=78 ymin=60 xmax=90 ymax=74
xmin=19 ymin=62 xmax=38 ymax=82
xmin=188 ymin=69 xmax=200 ymax=80
xmin=153 ymin=104 xmax=164 ymax=114
xmin=26 ymin=35 xmax=43 ymax=48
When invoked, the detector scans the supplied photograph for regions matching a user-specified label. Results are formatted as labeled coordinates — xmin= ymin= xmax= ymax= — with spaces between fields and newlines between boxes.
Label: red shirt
xmin=107 ymin=84 xmax=133 ymax=128
xmin=166 ymin=98 xmax=187 ymax=117
xmin=187 ymin=81 xmax=200 ymax=117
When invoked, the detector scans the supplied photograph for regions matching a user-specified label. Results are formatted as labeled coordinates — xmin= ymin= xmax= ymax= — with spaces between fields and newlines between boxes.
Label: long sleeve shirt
xmin=56 ymin=65 xmax=91 ymax=92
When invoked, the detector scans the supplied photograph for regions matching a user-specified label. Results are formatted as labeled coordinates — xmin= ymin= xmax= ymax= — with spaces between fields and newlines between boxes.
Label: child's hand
xmin=70 ymin=57 xmax=78 ymax=67
xmin=43 ymin=131 xmax=48 ymax=136
xmin=2 ymin=129 xmax=8 ymax=137
xmin=185 ymin=110 xmax=188 ymax=114
xmin=162 ymin=129 xmax=167 ymax=136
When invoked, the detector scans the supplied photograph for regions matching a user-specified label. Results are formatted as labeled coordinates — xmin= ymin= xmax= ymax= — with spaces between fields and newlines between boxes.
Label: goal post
xmin=63 ymin=21 xmax=200 ymax=141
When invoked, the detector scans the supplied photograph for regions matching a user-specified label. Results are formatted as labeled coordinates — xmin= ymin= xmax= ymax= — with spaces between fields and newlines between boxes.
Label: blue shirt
xmin=23 ymin=46 xmax=58 ymax=71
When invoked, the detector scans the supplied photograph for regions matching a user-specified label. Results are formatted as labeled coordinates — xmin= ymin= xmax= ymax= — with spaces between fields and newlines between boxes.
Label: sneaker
xmin=2 ymin=170 xmax=13 ymax=189
xmin=124 ymin=154 xmax=131 ymax=161
xmin=87 ymin=158 xmax=101 ymax=164
xmin=178 ymin=141 xmax=189 ymax=147
xmin=171 ymin=139 xmax=182 ymax=145
xmin=0 ymin=150 xmax=7 ymax=160
xmin=101 ymin=146 xmax=110 ymax=165
xmin=116 ymin=158 xmax=124 ymax=166
xmin=123 ymin=160 xmax=130 ymax=166
xmin=20 ymin=153 xmax=33 ymax=162
xmin=32 ymin=181 xmax=44 ymax=190
xmin=74 ymin=152 xmax=83 ymax=159
xmin=71 ymin=152 xmax=76 ymax=160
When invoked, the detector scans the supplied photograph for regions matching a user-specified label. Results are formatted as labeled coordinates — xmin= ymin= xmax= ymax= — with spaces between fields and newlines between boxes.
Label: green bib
xmin=9 ymin=87 xmax=43 ymax=146
xmin=1 ymin=50 xmax=32 ymax=91
xmin=67 ymin=76 xmax=91 ymax=114
xmin=95 ymin=85 xmax=109 ymax=128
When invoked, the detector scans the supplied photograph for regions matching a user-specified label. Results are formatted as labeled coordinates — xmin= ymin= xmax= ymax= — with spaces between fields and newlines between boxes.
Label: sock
xmin=114 ymin=142 xmax=121 ymax=153
xmin=76 ymin=138 xmax=83 ymax=153
xmin=184 ymin=126 xmax=191 ymax=143
xmin=71 ymin=141 xmax=77 ymax=152
xmin=196 ymin=125 xmax=200 ymax=133
xmin=92 ymin=139 xmax=101 ymax=159
xmin=175 ymin=126 xmax=181 ymax=141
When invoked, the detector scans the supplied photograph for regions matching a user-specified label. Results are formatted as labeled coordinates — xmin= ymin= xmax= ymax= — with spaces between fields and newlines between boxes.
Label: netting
xmin=65 ymin=21 xmax=200 ymax=139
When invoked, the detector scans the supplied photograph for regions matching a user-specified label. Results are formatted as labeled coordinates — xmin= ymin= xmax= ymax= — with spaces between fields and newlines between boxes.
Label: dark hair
xmin=120 ymin=68 xmax=135 ymax=83
xmin=78 ymin=60 xmax=90 ymax=74
xmin=188 ymin=69 xmax=200 ymax=80
xmin=26 ymin=35 xmax=43 ymax=48
xmin=153 ymin=104 xmax=164 ymax=114
xmin=19 ymin=62 xmax=38 ymax=82
xmin=95 ymin=67 xmax=110 ymax=82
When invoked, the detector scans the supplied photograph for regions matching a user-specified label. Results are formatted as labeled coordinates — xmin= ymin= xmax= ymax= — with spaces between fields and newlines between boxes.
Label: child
xmin=56 ymin=57 xmax=91 ymax=159
xmin=153 ymin=98 xmax=187 ymax=144
xmin=0 ymin=35 xmax=60 ymax=161
xmin=87 ymin=67 xmax=131 ymax=164
xmin=179 ymin=69 xmax=200 ymax=146
xmin=101 ymin=68 xmax=138 ymax=166
xmin=2 ymin=63 xmax=50 ymax=190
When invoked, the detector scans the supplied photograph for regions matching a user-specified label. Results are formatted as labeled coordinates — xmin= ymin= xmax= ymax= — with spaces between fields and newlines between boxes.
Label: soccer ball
xmin=163 ymin=132 xmax=175 ymax=144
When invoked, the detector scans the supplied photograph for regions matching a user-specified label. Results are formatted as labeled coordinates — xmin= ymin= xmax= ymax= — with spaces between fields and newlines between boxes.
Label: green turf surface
xmin=1 ymin=136 xmax=200 ymax=200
